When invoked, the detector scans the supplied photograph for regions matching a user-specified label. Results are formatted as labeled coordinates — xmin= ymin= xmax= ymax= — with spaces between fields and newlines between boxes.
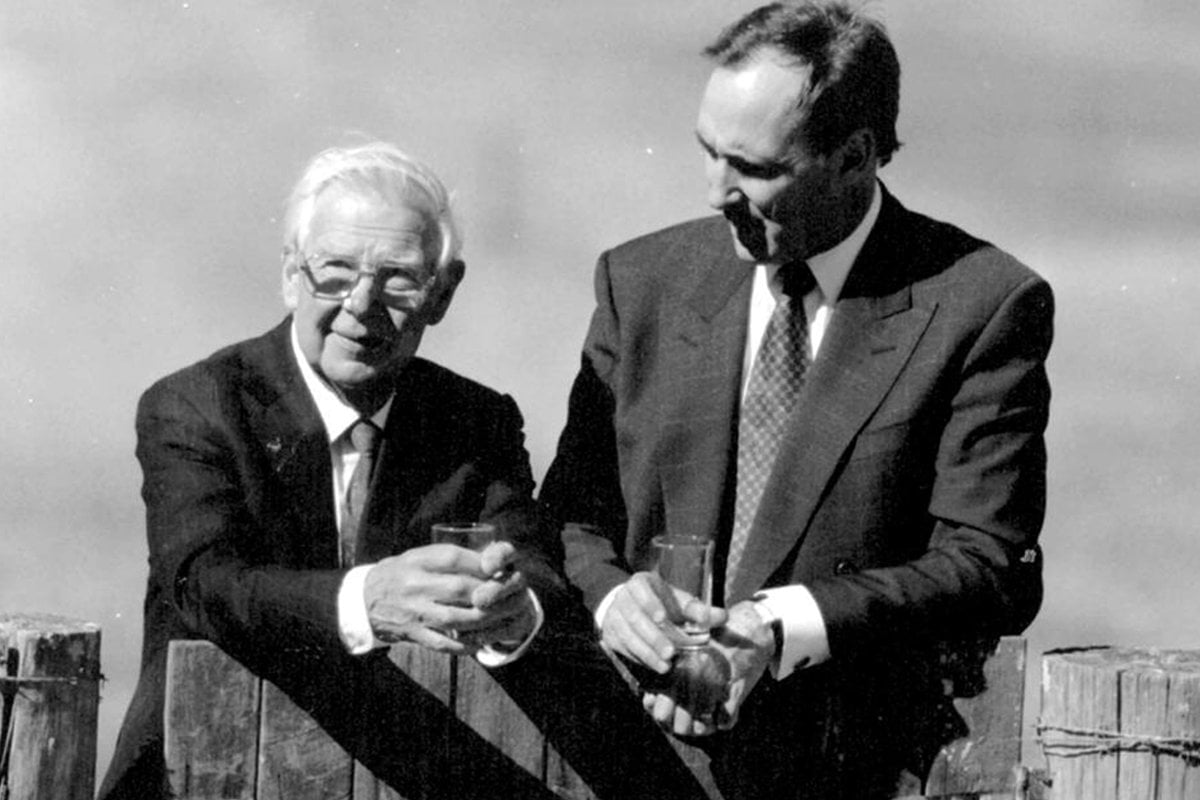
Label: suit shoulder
xmin=403 ymin=359 xmax=518 ymax=416
xmin=901 ymin=205 xmax=1048 ymax=290
xmin=604 ymin=216 xmax=730 ymax=269
xmin=138 ymin=324 xmax=287 ymax=414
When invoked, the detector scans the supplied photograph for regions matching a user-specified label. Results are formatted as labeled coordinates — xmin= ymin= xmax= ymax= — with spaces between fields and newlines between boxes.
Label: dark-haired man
xmin=541 ymin=2 xmax=1053 ymax=796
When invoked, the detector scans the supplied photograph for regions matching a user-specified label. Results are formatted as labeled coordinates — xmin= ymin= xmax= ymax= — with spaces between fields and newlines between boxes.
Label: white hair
xmin=283 ymin=141 xmax=462 ymax=272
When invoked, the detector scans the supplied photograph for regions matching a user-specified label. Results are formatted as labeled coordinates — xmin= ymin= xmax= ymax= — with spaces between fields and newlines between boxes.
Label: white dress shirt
xmin=289 ymin=325 xmax=541 ymax=665
xmin=596 ymin=182 xmax=883 ymax=680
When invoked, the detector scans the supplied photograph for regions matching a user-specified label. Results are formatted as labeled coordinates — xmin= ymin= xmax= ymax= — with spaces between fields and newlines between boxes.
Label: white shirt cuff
xmin=474 ymin=588 xmax=544 ymax=668
xmin=752 ymin=585 xmax=830 ymax=680
xmin=338 ymin=564 xmax=383 ymax=655
xmin=594 ymin=585 xmax=623 ymax=632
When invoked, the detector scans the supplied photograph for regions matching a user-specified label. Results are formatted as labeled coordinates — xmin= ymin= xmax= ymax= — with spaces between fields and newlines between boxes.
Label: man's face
xmin=282 ymin=185 xmax=452 ymax=407
xmin=696 ymin=55 xmax=848 ymax=264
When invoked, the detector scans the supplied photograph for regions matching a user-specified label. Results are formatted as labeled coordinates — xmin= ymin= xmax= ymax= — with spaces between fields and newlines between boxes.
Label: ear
xmin=836 ymin=128 xmax=877 ymax=178
xmin=423 ymin=258 xmax=466 ymax=326
xmin=280 ymin=246 xmax=302 ymax=310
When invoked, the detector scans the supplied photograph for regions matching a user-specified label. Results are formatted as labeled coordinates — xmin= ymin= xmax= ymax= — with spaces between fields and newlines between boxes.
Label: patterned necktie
xmin=340 ymin=418 xmax=381 ymax=567
xmin=725 ymin=262 xmax=816 ymax=592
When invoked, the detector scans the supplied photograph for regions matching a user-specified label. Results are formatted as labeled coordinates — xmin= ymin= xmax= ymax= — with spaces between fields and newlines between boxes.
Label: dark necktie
xmin=340 ymin=418 xmax=381 ymax=567
xmin=725 ymin=262 xmax=815 ymax=591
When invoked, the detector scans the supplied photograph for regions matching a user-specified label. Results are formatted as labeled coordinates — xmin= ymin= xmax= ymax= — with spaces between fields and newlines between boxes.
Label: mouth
xmin=330 ymin=330 xmax=390 ymax=360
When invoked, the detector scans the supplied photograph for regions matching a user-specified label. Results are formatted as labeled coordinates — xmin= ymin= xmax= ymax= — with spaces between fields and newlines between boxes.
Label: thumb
xmin=478 ymin=540 xmax=517 ymax=576
xmin=679 ymin=596 xmax=728 ymax=629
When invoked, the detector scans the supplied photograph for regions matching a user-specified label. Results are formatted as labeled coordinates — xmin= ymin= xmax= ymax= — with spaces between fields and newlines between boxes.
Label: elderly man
xmin=100 ymin=142 xmax=552 ymax=799
xmin=541 ymin=2 xmax=1053 ymax=797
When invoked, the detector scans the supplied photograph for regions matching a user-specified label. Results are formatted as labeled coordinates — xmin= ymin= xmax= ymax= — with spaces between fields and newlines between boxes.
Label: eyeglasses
xmin=298 ymin=254 xmax=436 ymax=306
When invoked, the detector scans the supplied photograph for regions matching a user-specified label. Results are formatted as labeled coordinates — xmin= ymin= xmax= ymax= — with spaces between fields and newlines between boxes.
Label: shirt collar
xmin=289 ymin=321 xmax=392 ymax=443
xmin=767 ymin=181 xmax=882 ymax=303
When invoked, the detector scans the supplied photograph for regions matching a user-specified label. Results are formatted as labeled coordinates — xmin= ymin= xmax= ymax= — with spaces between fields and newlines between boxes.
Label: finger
xmin=604 ymin=609 xmax=672 ymax=673
xmin=418 ymin=543 xmax=487 ymax=574
xmin=394 ymin=625 xmax=471 ymax=655
xmin=651 ymin=693 xmax=677 ymax=728
xmin=478 ymin=541 xmax=517 ymax=576
xmin=459 ymin=594 xmax=533 ymax=638
xmin=626 ymin=572 xmax=681 ymax=623
xmin=672 ymin=702 xmax=697 ymax=736
xmin=616 ymin=603 xmax=676 ymax=670
xmin=460 ymin=604 xmax=535 ymax=646
xmin=470 ymin=572 xmax=528 ymax=609
xmin=423 ymin=572 xmax=486 ymax=607
xmin=677 ymin=592 xmax=728 ymax=629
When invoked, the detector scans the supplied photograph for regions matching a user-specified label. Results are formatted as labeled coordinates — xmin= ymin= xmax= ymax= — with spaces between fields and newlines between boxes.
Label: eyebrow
xmin=695 ymin=131 xmax=789 ymax=178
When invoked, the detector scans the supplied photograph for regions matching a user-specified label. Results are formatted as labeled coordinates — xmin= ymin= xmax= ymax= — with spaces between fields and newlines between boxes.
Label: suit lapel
xmin=244 ymin=320 xmax=339 ymax=567
xmin=725 ymin=192 xmax=938 ymax=602
xmin=659 ymin=229 xmax=752 ymax=550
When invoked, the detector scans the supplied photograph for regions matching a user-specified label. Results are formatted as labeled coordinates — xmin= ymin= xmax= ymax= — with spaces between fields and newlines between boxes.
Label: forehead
xmin=307 ymin=185 xmax=433 ymax=257
xmin=696 ymin=56 xmax=809 ymax=160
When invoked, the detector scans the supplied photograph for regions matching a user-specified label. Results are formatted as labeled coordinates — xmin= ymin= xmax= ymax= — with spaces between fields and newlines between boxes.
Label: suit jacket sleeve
xmin=540 ymin=251 xmax=634 ymax=613
xmin=808 ymin=272 xmax=1053 ymax=657
xmin=137 ymin=371 xmax=349 ymax=661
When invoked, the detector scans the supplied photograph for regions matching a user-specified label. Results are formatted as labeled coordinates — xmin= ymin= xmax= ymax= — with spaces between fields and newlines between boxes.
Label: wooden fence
xmin=0 ymin=613 xmax=101 ymax=800
xmin=13 ymin=611 xmax=1199 ymax=799
xmin=164 ymin=636 xmax=1030 ymax=800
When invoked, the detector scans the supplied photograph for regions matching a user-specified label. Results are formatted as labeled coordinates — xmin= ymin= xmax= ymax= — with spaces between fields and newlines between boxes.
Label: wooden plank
xmin=0 ymin=613 xmax=101 ymax=800
xmin=164 ymin=640 xmax=261 ymax=799
xmin=1117 ymin=655 xmax=1169 ymax=800
xmin=1040 ymin=648 xmax=1131 ymax=800
xmin=256 ymin=679 xmax=353 ymax=800
xmin=350 ymin=643 xmax=454 ymax=799
xmin=453 ymin=654 xmax=546 ymax=785
xmin=1161 ymin=654 xmax=1200 ymax=799
xmin=924 ymin=636 xmax=1026 ymax=797
xmin=352 ymin=760 xmax=405 ymax=800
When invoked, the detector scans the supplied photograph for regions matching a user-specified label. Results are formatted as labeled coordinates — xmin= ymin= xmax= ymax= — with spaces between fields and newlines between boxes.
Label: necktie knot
xmin=350 ymin=419 xmax=380 ymax=455
xmin=779 ymin=261 xmax=816 ymax=300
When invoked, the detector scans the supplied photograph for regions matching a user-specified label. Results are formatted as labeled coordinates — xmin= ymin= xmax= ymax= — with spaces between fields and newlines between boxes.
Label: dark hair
xmin=703 ymin=1 xmax=901 ymax=166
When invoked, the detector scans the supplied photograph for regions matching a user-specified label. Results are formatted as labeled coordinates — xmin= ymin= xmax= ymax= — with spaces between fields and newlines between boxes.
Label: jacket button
xmin=834 ymin=560 xmax=857 ymax=576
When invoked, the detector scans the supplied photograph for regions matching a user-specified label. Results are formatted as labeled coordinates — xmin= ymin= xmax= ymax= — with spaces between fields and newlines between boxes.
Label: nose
xmin=340 ymin=271 xmax=382 ymax=316
xmin=705 ymin=156 xmax=739 ymax=210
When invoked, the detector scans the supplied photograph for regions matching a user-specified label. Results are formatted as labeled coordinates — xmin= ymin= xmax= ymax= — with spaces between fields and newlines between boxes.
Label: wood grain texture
xmin=256 ymin=680 xmax=353 ymax=800
xmin=1042 ymin=647 xmax=1200 ymax=800
xmin=162 ymin=635 xmax=1033 ymax=798
xmin=164 ymin=640 xmax=260 ymax=800
xmin=0 ymin=613 xmax=101 ymax=800
xmin=925 ymin=637 xmax=1026 ymax=797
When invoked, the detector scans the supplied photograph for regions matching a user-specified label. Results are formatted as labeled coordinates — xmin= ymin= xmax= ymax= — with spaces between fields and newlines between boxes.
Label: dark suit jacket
xmin=100 ymin=318 xmax=556 ymax=799
xmin=540 ymin=187 xmax=1053 ymax=798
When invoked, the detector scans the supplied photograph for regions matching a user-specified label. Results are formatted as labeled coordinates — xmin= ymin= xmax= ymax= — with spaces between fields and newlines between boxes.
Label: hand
xmin=600 ymin=571 xmax=727 ymax=674
xmin=641 ymin=601 xmax=774 ymax=736
xmin=460 ymin=541 xmax=537 ymax=647
xmin=641 ymin=645 xmax=731 ymax=737
xmin=364 ymin=541 xmax=532 ymax=653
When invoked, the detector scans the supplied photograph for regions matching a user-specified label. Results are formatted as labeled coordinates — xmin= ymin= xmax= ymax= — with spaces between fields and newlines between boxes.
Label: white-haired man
xmin=101 ymin=141 xmax=551 ymax=798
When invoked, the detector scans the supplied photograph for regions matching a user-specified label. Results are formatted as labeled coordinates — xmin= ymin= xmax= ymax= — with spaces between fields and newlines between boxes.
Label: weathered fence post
xmin=1041 ymin=646 xmax=1200 ymax=800
xmin=0 ymin=612 xmax=102 ymax=800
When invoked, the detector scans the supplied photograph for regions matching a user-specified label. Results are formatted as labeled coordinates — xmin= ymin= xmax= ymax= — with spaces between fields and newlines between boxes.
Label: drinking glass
xmin=431 ymin=521 xmax=496 ymax=551
xmin=651 ymin=534 xmax=714 ymax=648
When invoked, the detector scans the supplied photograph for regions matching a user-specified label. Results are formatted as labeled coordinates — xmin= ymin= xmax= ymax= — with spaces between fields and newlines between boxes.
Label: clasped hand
xmin=600 ymin=572 xmax=774 ymax=736
xmin=364 ymin=540 xmax=534 ymax=654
